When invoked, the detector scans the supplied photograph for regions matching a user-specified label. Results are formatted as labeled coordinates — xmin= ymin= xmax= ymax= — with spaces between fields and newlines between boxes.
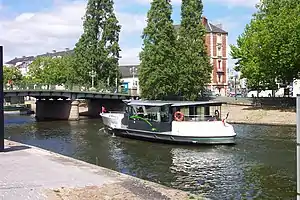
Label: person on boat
xmin=214 ymin=110 xmax=220 ymax=121
xmin=101 ymin=106 xmax=107 ymax=113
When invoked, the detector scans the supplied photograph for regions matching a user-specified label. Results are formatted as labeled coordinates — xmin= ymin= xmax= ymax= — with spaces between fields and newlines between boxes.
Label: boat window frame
xmin=127 ymin=104 xmax=171 ymax=123
xmin=172 ymin=104 xmax=223 ymax=121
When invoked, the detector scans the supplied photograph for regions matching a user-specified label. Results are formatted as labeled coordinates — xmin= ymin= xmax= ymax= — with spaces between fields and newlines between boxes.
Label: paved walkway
xmin=0 ymin=140 xmax=204 ymax=200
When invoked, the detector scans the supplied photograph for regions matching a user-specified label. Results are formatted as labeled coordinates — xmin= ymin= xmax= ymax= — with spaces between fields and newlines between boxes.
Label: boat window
xmin=144 ymin=106 xmax=159 ymax=122
xmin=128 ymin=106 xmax=136 ymax=115
xmin=160 ymin=105 xmax=170 ymax=122
xmin=189 ymin=106 xmax=196 ymax=116
xmin=196 ymin=106 xmax=205 ymax=121
xmin=210 ymin=105 xmax=221 ymax=119
xmin=136 ymin=106 xmax=145 ymax=116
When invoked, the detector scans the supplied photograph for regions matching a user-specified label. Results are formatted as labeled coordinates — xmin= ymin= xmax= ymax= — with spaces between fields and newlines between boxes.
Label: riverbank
xmin=222 ymin=104 xmax=296 ymax=126
xmin=0 ymin=140 xmax=205 ymax=200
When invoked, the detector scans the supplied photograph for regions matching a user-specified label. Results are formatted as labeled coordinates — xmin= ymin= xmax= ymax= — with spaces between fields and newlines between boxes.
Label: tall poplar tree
xmin=74 ymin=0 xmax=121 ymax=88
xmin=177 ymin=0 xmax=212 ymax=100
xmin=139 ymin=0 xmax=177 ymax=100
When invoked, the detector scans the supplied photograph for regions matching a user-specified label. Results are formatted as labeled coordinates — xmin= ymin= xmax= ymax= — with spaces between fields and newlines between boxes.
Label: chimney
xmin=52 ymin=49 xmax=56 ymax=53
xmin=202 ymin=16 xmax=208 ymax=26
xmin=65 ymin=48 xmax=69 ymax=51
xmin=215 ymin=23 xmax=223 ymax=29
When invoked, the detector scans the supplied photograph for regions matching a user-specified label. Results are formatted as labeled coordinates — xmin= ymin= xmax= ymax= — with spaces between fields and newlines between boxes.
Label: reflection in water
xmin=169 ymin=148 xmax=243 ymax=198
xmin=4 ymin=114 xmax=296 ymax=200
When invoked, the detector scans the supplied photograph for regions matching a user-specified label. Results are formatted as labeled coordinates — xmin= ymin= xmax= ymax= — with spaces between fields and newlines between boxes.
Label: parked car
xmin=259 ymin=90 xmax=272 ymax=97
xmin=247 ymin=90 xmax=259 ymax=98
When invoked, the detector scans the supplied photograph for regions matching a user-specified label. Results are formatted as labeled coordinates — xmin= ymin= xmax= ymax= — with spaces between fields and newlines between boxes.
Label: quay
xmin=0 ymin=140 xmax=205 ymax=200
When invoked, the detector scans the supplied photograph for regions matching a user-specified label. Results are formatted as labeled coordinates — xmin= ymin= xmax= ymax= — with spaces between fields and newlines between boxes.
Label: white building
xmin=119 ymin=65 xmax=140 ymax=95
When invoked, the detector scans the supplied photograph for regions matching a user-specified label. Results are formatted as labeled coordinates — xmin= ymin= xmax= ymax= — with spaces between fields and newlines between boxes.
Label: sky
xmin=0 ymin=0 xmax=259 ymax=67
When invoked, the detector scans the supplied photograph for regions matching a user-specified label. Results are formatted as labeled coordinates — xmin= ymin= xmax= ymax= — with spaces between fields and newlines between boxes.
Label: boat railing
xmin=108 ymin=111 xmax=125 ymax=114
xmin=181 ymin=114 xmax=220 ymax=122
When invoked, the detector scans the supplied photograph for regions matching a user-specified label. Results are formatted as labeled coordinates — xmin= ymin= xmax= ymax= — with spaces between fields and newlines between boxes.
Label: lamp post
xmin=130 ymin=66 xmax=137 ymax=97
xmin=234 ymin=72 xmax=238 ymax=100
xmin=89 ymin=69 xmax=97 ymax=91
xmin=130 ymin=66 xmax=137 ymax=86
xmin=0 ymin=46 xmax=4 ymax=151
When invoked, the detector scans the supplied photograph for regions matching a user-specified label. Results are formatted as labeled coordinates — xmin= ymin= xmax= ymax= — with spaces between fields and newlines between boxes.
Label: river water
xmin=4 ymin=114 xmax=296 ymax=200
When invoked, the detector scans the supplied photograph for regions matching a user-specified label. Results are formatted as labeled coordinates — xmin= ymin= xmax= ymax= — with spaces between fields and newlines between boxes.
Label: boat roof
xmin=125 ymin=100 xmax=226 ymax=107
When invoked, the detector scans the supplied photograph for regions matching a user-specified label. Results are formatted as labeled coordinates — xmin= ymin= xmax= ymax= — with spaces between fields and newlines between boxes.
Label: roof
xmin=5 ymin=56 xmax=35 ymax=65
xmin=119 ymin=64 xmax=139 ymax=78
xmin=127 ymin=101 xmax=172 ymax=107
xmin=173 ymin=23 xmax=227 ymax=34
xmin=37 ymin=49 xmax=74 ymax=58
xmin=5 ymin=49 xmax=74 ymax=65
xmin=127 ymin=100 xmax=226 ymax=107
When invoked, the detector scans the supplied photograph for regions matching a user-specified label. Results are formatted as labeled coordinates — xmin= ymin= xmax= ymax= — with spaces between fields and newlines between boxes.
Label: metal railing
xmin=180 ymin=114 xmax=222 ymax=122
xmin=3 ymin=83 xmax=132 ymax=95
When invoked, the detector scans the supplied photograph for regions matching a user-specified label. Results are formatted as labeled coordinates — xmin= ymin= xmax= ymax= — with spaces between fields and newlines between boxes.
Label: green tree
xmin=74 ymin=0 xmax=121 ymax=89
xmin=28 ymin=56 xmax=77 ymax=85
xmin=3 ymin=66 xmax=23 ymax=86
xmin=231 ymin=0 xmax=300 ymax=89
xmin=139 ymin=0 xmax=177 ymax=99
xmin=27 ymin=57 xmax=48 ymax=84
xmin=176 ymin=0 xmax=212 ymax=100
xmin=230 ymin=20 xmax=273 ymax=91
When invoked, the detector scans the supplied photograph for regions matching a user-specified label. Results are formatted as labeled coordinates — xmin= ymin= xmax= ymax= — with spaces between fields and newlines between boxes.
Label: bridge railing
xmin=3 ymin=84 xmax=132 ymax=95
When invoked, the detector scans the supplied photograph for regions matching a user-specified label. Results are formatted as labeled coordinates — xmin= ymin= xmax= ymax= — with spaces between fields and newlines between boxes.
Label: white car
xmin=259 ymin=90 xmax=272 ymax=97
xmin=275 ymin=88 xmax=285 ymax=97
xmin=247 ymin=90 xmax=272 ymax=97
xmin=247 ymin=90 xmax=259 ymax=98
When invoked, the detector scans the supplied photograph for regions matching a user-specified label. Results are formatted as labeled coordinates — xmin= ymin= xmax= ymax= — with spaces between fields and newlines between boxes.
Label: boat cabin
xmin=122 ymin=100 xmax=226 ymax=133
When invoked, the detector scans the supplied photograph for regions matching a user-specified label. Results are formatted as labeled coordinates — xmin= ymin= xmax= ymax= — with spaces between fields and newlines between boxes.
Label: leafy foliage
xmin=74 ymin=0 xmax=121 ymax=88
xmin=176 ymin=0 xmax=212 ymax=100
xmin=231 ymin=0 xmax=300 ymax=90
xmin=3 ymin=66 xmax=23 ymax=85
xmin=27 ymin=56 xmax=76 ymax=85
xmin=139 ymin=0 xmax=177 ymax=100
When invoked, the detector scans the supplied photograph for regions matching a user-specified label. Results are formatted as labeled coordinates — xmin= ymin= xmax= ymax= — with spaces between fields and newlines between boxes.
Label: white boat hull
xmin=100 ymin=113 xmax=236 ymax=144
xmin=100 ymin=113 xmax=125 ymax=129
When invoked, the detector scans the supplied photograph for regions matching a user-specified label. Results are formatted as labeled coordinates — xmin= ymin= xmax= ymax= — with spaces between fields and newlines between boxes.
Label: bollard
xmin=0 ymin=46 xmax=4 ymax=151
xmin=297 ymin=95 xmax=300 ymax=199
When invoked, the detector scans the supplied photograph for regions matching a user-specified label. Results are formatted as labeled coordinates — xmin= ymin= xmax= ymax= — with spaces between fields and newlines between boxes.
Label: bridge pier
xmin=35 ymin=99 xmax=79 ymax=121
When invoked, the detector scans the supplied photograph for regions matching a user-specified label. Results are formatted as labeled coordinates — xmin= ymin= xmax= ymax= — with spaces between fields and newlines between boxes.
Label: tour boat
xmin=100 ymin=100 xmax=237 ymax=145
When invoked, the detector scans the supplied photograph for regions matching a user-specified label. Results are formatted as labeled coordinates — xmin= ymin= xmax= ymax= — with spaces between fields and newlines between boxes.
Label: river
xmin=4 ymin=114 xmax=296 ymax=200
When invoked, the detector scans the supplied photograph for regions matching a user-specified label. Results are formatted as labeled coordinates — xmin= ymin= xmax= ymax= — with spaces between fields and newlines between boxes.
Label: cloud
xmin=0 ymin=0 xmax=146 ymax=65
xmin=131 ymin=0 xmax=258 ymax=7
xmin=208 ymin=0 xmax=259 ymax=7
xmin=128 ymin=0 xmax=181 ymax=5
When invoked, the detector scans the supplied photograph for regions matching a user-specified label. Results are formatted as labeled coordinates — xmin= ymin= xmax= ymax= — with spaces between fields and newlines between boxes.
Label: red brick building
xmin=202 ymin=17 xmax=228 ymax=96
xmin=174 ymin=17 xmax=228 ymax=96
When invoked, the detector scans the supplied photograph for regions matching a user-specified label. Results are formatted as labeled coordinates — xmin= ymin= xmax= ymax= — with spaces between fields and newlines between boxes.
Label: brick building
xmin=202 ymin=17 xmax=228 ymax=96
xmin=175 ymin=17 xmax=228 ymax=96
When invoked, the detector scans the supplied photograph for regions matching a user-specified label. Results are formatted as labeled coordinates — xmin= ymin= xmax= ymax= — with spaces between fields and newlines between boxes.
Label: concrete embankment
xmin=222 ymin=104 xmax=296 ymax=126
xmin=0 ymin=140 xmax=206 ymax=200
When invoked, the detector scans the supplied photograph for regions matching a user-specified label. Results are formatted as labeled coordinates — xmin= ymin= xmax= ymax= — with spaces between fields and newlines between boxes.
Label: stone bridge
xmin=4 ymin=86 xmax=138 ymax=121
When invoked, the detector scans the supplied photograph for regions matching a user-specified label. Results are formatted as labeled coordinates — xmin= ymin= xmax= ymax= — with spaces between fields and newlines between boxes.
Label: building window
xmin=217 ymin=34 xmax=222 ymax=44
xmin=217 ymin=44 xmax=222 ymax=57
xmin=218 ymin=74 xmax=222 ymax=82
